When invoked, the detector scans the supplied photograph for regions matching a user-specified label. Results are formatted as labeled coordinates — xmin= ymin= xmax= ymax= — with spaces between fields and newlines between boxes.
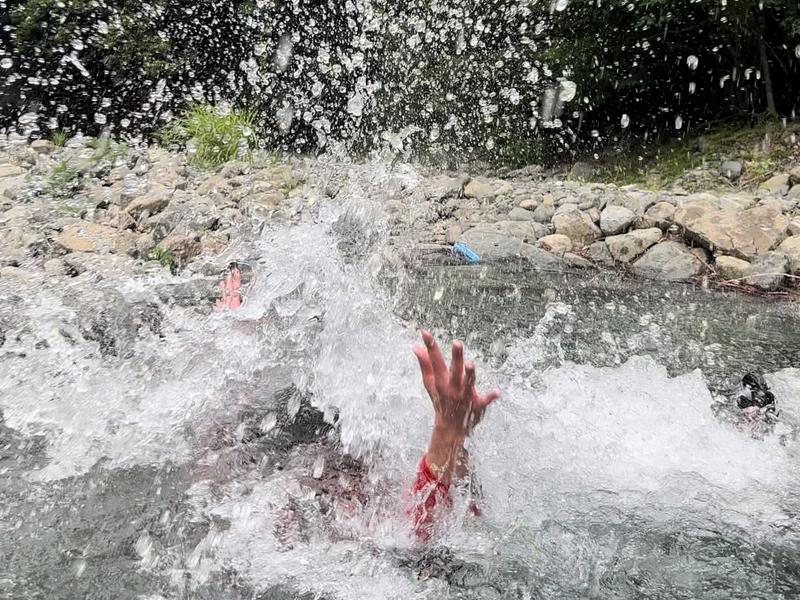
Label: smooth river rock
xmin=457 ymin=228 xmax=562 ymax=267
xmin=744 ymin=252 xmax=789 ymax=290
xmin=714 ymin=255 xmax=750 ymax=280
xmin=605 ymin=228 xmax=662 ymax=263
xmin=778 ymin=236 xmax=800 ymax=275
xmin=537 ymin=233 xmax=572 ymax=256
xmin=632 ymin=241 xmax=705 ymax=281
xmin=599 ymin=205 xmax=636 ymax=236
xmin=552 ymin=211 xmax=601 ymax=248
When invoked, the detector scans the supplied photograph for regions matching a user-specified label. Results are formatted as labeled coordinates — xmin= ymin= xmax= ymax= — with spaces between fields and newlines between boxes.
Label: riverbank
xmin=1 ymin=136 xmax=799 ymax=301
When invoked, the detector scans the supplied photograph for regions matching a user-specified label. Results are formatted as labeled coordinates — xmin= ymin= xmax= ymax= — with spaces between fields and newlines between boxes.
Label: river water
xmin=2 ymin=160 xmax=800 ymax=599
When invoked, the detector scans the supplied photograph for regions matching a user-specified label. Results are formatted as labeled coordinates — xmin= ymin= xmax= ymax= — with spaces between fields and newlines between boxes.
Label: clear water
xmin=2 ymin=159 xmax=800 ymax=600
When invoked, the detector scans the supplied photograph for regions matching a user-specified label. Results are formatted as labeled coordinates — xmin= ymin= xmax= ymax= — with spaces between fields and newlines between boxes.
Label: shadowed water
xmin=2 ymin=161 xmax=800 ymax=600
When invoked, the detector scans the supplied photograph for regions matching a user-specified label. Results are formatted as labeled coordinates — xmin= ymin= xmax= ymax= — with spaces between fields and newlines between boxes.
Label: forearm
xmin=425 ymin=422 xmax=468 ymax=487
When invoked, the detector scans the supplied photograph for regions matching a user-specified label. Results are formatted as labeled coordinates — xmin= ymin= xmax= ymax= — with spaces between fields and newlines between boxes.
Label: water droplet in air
xmin=18 ymin=112 xmax=39 ymax=125
xmin=675 ymin=115 xmax=683 ymax=129
xmin=70 ymin=39 xmax=85 ymax=51
xmin=0 ymin=58 xmax=12 ymax=69
xmin=554 ymin=0 xmax=569 ymax=11
xmin=620 ymin=114 xmax=630 ymax=128
xmin=689 ymin=82 xmax=696 ymax=94
xmin=312 ymin=454 xmax=325 ymax=479
xmin=346 ymin=93 xmax=365 ymax=117
xmin=94 ymin=112 xmax=107 ymax=125
xmin=686 ymin=55 xmax=699 ymax=70
xmin=795 ymin=45 xmax=800 ymax=59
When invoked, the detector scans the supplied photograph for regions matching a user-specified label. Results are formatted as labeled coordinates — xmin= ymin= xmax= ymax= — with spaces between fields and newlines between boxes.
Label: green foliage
xmin=43 ymin=160 xmax=82 ymax=198
xmin=88 ymin=136 xmax=129 ymax=171
xmin=597 ymin=117 xmax=800 ymax=189
xmin=144 ymin=247 xmax=176 ymax=273
xmin=160 ymin=105 xmax=258 ymax=169
xmin=51 ymin=131 xmax=67 ymax=147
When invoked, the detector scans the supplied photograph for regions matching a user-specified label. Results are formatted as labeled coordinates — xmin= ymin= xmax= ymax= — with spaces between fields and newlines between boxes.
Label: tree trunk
xmin=757 ymin=11 xmax=777 ymax=115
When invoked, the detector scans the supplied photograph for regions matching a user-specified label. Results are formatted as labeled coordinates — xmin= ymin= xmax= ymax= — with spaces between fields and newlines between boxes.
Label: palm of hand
xmin=413 ymin=331 xmax=500 ymax=440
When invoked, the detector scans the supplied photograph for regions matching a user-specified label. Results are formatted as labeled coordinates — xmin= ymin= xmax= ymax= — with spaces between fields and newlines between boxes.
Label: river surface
xmin=2 ymin=161 xmax=800 ymax=599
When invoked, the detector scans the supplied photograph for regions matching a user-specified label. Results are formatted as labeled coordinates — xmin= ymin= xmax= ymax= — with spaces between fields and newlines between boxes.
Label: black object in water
xmin=737 ymin=373 xmax=776 ymax=410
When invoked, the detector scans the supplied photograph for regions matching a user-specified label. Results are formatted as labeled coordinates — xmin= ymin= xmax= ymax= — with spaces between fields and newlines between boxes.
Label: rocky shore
xmin=1 ymin=136 xmax=800 ymax=303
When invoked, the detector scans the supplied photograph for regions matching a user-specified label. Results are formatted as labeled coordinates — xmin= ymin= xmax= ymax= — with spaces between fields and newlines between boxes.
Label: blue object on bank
xmin=452 ymin=242 xmax=481 ymax=264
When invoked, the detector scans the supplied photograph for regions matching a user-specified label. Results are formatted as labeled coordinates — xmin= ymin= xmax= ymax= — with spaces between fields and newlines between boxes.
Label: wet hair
xmin=737 ymin=373 xmax=776 ymax=410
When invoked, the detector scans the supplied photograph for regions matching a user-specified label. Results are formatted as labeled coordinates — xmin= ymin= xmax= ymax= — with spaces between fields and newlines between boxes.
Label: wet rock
xmin=43 ymin=258 xmax=67 ymax=277
xmin=160 ymin=233 xmax=202 ymax=268
xmin=778 ymin=236 xmax=800 ymax=275
xmin=552 ymin=211 xmax=601 ymax=248
xmin=31 ymin=140 xmax=55 ymax=155
xmin=53 ymin=221 xmax=119 ymax=253
xmin=612 ymin=192 xmax=657 ymax=215
xmin=445 ymin=224 xmax=462 ymax=245
xmin=677 ymin=203 xmax=789 ymax=259
xmin=744 ymin=252 xmax=789 ymax=290
xmin=421 ymin=175 xmax=468 ymax=200
xmin=714 ymin=255 xmax=750 ymax=280
xmin=760 ymin=173 xmax=790 ymax=196
xmin=125 ymin=183 xmax=173 ymax=220
xmin=457 ymin=228 xmax=561 ymax=266
xmin=568 ymin=161 xmax=594 ymax=181
xmin=600 ymin=205 xmax=636 ymax=236
xmin=463 ymin=177 xmax=495 ymax=200
xmin=465 ymin=220 xmax=538 ymax=244
xmin=586 ymin=241 xmax=614 ymax=265
xmin=508 ymin=207 xmax=534 ymax=221
xmin=605 ymin=228 xmax=662 ymax=263
xmin=241 ymin=191 xmax=284 ymax=217
xmin=720 ymin=160 xmax=742 ymax=180
xmin=633 ymin=241 xmax=705 ymax=281
xmin=64 ymin=287 xmax=163 ymax=357
xmin=156 ymin=277 xmax=220 ymax=307
xmin=537 ymin=233 xmax=572 ymax=256
xmin=200 ymin=232 xmax=228 ymax=255
xmin=0 ymin=164 xmax=25 ymax=178
xmin=554 ymin=203 xmax=579 ymax=216
xmin=532 ymin=203 xmax=555 ymax=223
xmin=643 ymin=202 xmax=676 ymax=230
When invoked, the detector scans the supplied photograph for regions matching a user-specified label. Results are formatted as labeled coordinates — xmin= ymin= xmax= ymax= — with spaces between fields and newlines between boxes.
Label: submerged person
xmin=214 ymin=265 xmax=500 ymax=540
xmin=409 ymin=331 xmax=500 ymax=539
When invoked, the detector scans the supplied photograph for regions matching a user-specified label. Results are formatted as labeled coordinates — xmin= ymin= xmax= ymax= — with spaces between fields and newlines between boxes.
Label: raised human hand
xmin=412 ymin=331 xmax=499 ymax=480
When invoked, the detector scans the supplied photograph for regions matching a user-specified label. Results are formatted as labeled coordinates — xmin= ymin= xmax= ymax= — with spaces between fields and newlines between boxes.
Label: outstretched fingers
xmin=477 ymin=389 xmax=501 ymax=410
xmin=421 ymin=330 xmax=448 ymax=388
xmin=413 ymin=345 xmax=436 ymax=399
xmin=450 ymin=341 xmax=464 ymax=389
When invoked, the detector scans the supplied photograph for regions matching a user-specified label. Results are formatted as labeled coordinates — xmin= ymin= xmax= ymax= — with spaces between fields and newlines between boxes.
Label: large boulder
xmin=605 ymin=228 xmax=662 ymax=263
xmin=467 ymin=220 xmax=539 ymax=243
xmin=599 ymin=205 xmax=636 ymax=235
xmin=632 ymin=241 xmax=705 ymax=281
xmin=552 ymin=211 xmax=601 ymax=248
xmin=744 ymin=252 xmax=789 ymax=290
xmin=675 ymin=200 xmax=789 ymax=259
xmin=778 ymin=236 xmax=800 ymax=275
xmin=457 ymin=228 xmax=562 ymax=267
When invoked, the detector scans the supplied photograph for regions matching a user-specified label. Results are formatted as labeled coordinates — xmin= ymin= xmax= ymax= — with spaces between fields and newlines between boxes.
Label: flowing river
xmin=2 ymin=159 xmax=800 ymax=600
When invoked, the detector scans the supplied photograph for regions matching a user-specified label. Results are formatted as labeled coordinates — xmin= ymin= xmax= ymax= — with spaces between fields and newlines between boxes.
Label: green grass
xmin=159 ymin=104 xmax=258 ymax=169
xmin=51 ymin=131 xmax=67 ymax=147
xmin=596 ymin=116 xmax=800 ymax=190
xmin=43 ymin=160 xmax=83 ymax=198
xmin=144 ymin=247 xmax=176 ymax=273
xmin=88 ymin=135 xmax=128 ymax=166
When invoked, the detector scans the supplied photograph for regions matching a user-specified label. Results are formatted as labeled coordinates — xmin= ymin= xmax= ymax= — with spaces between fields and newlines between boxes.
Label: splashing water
xmin=2 ymin=159 xmax=800 ymax=599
